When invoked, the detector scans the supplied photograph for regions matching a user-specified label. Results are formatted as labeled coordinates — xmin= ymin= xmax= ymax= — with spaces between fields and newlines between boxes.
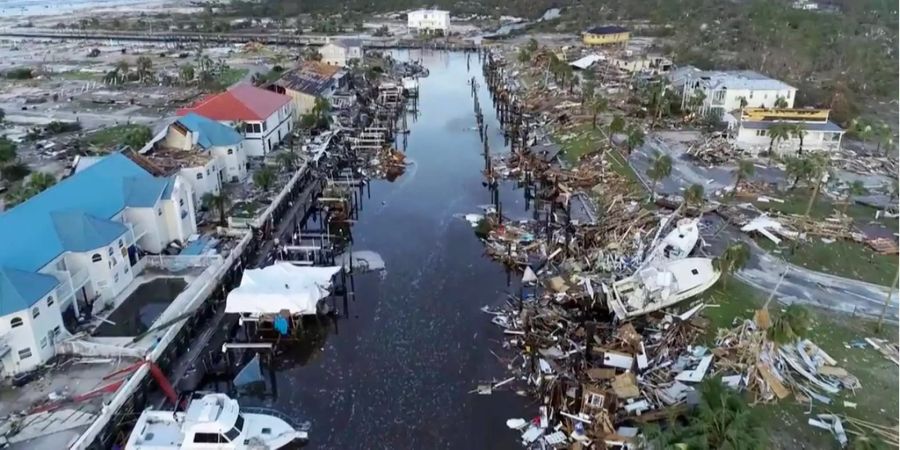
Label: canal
xmin=240 ymin=50 xmax=531 ymax=448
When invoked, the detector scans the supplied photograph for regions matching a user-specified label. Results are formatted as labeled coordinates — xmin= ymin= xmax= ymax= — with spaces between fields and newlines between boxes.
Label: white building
xmin=319 ymin=39 xmax=364 ymax=67
xmin=728 ymin=108 xmax=845 ymax=155
xmin=407 ymin=9 xmax=450 ymax=33
xmin=669 ymin=67 xmax=797 ymax=118
xmin=0 ymin=153 xmax=198 ymax=375
xmin=178 ymin=84 xmax=294 ymax=157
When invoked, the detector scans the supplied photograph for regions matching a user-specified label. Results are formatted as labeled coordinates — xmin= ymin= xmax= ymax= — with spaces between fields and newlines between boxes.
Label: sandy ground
xmin=0 ymin=0 xmax=198 ymax=27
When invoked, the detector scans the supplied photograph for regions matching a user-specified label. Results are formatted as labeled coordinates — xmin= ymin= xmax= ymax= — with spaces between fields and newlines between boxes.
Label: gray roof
xmin=672 ymin=68 xmax=794 ymax=91
xmin=741 ymin=120 xmax=844 ymax=133
xmin=332 ymin=38 xmax=363 ymax=49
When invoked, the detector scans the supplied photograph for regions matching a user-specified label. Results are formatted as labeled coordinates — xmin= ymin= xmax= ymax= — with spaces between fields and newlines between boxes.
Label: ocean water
xmin=0 ymin=0 xmax=160 ymax=17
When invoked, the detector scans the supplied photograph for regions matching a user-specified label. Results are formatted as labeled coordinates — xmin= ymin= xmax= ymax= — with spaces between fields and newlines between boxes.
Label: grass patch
xmin=215 ymin=67 xmax=249 ymax=88
xmin=554 ymin=124 xmax=602 ymax=165
xmin=756 ymin=238 xmax=898 ymax=286
xmin=695 ymin=277 xmax=899 ymax=449
xmin=82 ymin=124 xmax=150 ymax=151
xmin=55 ymin=71 xmax=100 ymax=81
xmin=753 ymin=188 xmax=897 ymax=227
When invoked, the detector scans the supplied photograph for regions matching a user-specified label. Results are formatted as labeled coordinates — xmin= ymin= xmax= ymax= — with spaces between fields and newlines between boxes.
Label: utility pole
xmin=876 ymin=268 xmax=899 ymax=333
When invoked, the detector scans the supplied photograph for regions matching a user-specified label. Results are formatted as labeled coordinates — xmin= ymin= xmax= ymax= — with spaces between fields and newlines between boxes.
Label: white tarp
xmin=570 ymin=54 xmax=604 ymax=70
xmin=225 ymin=263 xmax=342 ymax=315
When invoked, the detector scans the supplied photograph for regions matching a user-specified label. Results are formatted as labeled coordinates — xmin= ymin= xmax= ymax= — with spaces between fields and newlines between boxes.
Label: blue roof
xmin=176 ymin=113 xmax=243 ymax=149
xmin=0 ymin=268 xmax=59 ymax=316
xmin=0 ymin=153 xmax=164 ymax=273
xmin=51 ymin=211 xmax=128 ymax=252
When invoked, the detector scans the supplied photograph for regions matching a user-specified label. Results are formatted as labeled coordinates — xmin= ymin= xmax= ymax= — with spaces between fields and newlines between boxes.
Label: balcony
xmin=129 ymin=221 xmax=149 ymax=241
xmin=47 ymin=268 xmax=90 ymax=305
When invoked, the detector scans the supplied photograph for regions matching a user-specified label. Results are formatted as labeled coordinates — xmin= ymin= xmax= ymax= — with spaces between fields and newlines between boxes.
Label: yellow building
xmin=582 ymin=26 xmax=630 ymax=46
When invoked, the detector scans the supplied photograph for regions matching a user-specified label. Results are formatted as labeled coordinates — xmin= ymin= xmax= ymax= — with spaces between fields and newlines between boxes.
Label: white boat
xmin=641 ymin=218 xmax=700 ymax=268
xmin=608 ymin=257 xmax=720 ymax=320
xmin=125 ymin=393 xmax=307 ymax=450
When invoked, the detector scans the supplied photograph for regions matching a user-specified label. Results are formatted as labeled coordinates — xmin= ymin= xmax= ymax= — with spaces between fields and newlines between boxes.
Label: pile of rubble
xmin=685 ymin=135 xmax=742 ymax=166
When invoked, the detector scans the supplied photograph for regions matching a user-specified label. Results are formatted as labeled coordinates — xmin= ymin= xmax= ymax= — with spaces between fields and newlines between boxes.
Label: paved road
xmin=629 ymin=133 xmax=899 ymax=322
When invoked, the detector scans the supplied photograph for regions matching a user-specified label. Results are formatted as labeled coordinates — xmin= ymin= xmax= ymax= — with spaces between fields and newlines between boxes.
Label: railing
xmin=144 ymin=254 xmax=224 ymax=272
xmin=241 ymin=407 xmax=307 ymax=430
xmin=70 ymin=269 xmax=90 ymax=290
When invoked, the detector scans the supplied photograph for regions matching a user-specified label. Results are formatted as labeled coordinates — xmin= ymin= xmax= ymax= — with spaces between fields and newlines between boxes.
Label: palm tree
xmin=253 ymin=166 xmax=276 ymax=192
xmin=768 ymin=304 xmax=811 ymax=344
xmin=28 ymin=172 xmax=56 ymax=192
xmin=713 ymin=242 xmax=750 ymax=287
xmin=276 ymin=151 xmax=299 ymax=172
xmin=841 ymin=180 xmax=866 ymax=216
xmin=646 ymin=152 xmax=672 ymax=200
xmin=783 ymin=155 xmax=810 ymax=189
xmin=607 ymin=115 xmax=625 ymax=143
xmin=803 ymin=154 xmax=829 ymax=217
xmin=625 ymin=125 xmax=645 ymax=154
xmin=786 ymin=123 xmax=805 ymax=154
xmin=687 ymin=88 xmax=706 ymax=113
xmin=202 ymin=191 xmax=230 ymax=226
xmin=115 ymin=60 xmax=130 ymax=75
xmin=136 ymin=56 xmax=153 ymax=83
xmin=738 ymin=96 xmax=749 ymax=109
xmin=312 ymin=96 xmax=331 ymax=120
xmin=766 ymin=123 xmax=793 ymax=156
xmin=590 ymin=95 xmax=608 ymax=129
xmin=732 ymin=159 xmax=755 ymax=197
xmin=180 ymin=63 xmax=195 ymax=84
xmin=644 ymin=378 xmax=764 ymax=449
xmin=581 ymin=81 xmax=595 ymax=114
xmin=874 ymin=122 xmax=894 ymax=155
xmin=684 ymin=183 xmax=705 ymax=211
xmin=774 ymin=96 xmax=789 ymax=108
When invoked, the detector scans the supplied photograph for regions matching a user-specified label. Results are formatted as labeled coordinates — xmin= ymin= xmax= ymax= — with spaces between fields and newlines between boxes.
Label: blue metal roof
xmin=176 ymin=113 xmax=243 ymax=149
xmin=0 ymin=153 xmax=161 ymax=273
xmin=0 ymin=268 xmax=58 ymax=316
xmin=51 ymin=211 xmax=128 ymax=252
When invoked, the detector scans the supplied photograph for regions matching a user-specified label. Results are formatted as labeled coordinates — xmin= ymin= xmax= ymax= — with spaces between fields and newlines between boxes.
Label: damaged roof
xmin=274 ymin=62 xmax=344 ymax=96
xmin=176 ymin=113 xmax=243 ymax=149
xmin=177 ymin=83 xmax=291 ymax=121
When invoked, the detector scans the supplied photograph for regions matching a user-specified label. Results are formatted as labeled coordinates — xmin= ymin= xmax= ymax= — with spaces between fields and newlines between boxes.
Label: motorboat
xmin=125 ymin=392 xmax=307 ymax=450
xmin=641 ymin=218 xmax=700 ymax=268
xmin=607 ymin=257 xmax=720 ymax=320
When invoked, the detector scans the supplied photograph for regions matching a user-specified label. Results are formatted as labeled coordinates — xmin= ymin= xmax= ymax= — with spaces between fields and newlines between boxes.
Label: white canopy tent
xmin=225 ymin=263 xmax=342 ymax=316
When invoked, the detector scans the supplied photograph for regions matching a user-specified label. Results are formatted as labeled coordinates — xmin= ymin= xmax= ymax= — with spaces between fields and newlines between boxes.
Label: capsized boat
xmin=607 ymin=257 xmax=720 ymax=320
xmin=125 ymin=392 xmax=307 ymax=449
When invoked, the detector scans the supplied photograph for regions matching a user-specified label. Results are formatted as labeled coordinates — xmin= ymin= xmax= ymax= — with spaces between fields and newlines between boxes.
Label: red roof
xmin=177 ymin=84 xmax=291 ymax=121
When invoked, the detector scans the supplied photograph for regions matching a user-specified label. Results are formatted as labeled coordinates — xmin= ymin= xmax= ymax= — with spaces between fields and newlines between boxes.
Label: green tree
xmin=180 ymin=63 xmax=195 ymax=84
xmin=873 ymin=122 xmax=894 ymax=155
xmin=590 ymin=95 xmax=607 ymax=129
xmin=774 ymin=96 xmax=789 ymax=108
xmin=517 ymin=47 xmax=531 ymax=64
xmin=124 ymin=126 xmax=153 ymax=149
xmin=607 ymin=115 xmax=625 ymax=143
xmin=276 ymin=151 xmax=299 ymax=172
xmin=0 ymin=162 xmax=29 ymax=182
xmin=525 ymin=38 xmax=538 ymax=54
xmin=312 ymin=96 xmax=330 ymax=120
xmin=625 ymin=125 xmax=645 ymax=154
xmin=28 ymin=172 xmax=56 ymax=192
xmin=202 ymin=191 xmax=230 ymax=226
xmin=646 ymin=152 xmax=672 ymax=200
xmin=253 ymin=166 xmax=276 ymax=192
xmin=0 ymin=108 xmax=5 ymax=122
xmin=732 ymin=159 xmax=755 ymax=197
xmin=784 ymin=155 xmax=811 ymax=189
xmin=803 ymin=154 xmax=829 ymax=217
xmin=769 ymin=304 xmax=811 ymax=344
xmin=0 ymin=136 xmax=16 ymax=164
xmin=115 ymin=60 xmax=130 ymax=75
xmin=713 ymin=242 xmax=750 ymax=287
xmin=136 ymin=56 xmax=153 ymax=83
xmin=766 ymin=123 xmax=793 ymax=155
xmin=581 ymin=80 xmax=595 ymax=114
xmin=841 ymin=180 xmax=866 ymax=216
xmin=644 ymin=377 xmax=764 ymax=449
xmin=684 ymin=183 xmax=705 ymax=211
xmin=787 ymin=124 xmax=805 ymax=154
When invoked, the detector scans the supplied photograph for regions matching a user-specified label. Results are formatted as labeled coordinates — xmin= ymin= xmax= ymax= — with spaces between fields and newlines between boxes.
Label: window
xmin=10 ymin=317 xmax=23 ymax=328
xmin=196 ymin=173 xmax=203 ymax=180
xmin=157 ymin=208 xmax=163 ymax=216
xmin=252 ymin=123 xmax=261 ymax=133
xmin=691 ymin=268 xmax=699 ymax=275
xmin=756 ymin=129 xmax=766 ymax=137
xmin=18 ymin=348 xmax=32 ymax=360
xmin=92 ymin=253 xmax=102 ymax=262
xmin=46 ymin=295 xmax=54 ymax=307
xmin=225 ymin=414 xmax=245 ymax=441
xmin=262 ymin=121 xmax=267 ymax=132
xmin=118 ymin=239 xmax=124 ymax=248
xmin=749 ymin=91 xmax=754 ymax=99
xmin=108 ymin=247 xmax=113 ymax=256
xmin=32 ymin=307 xmax=40 ymax=318
xmin=586 ymin=392 xmax=605 ymax=408
xmin=53 ymin=326 xmax=61 ymax=336
xmin=179 ymin=198 xmax=185 ymax=206
xmin=831 ymin=133 xmax=841 ymax=142
xmin=192 ymin=433 xmax=220 ymax=443
xmin=40 ymin=337 xmax=48 ymax=348
xmin=227 ymin=149 xmax=233 ymax=155
xmin=111 ymin=256 xmax=118 ymax=267
xmin=114 ymin=273 xmax=119 ymax=283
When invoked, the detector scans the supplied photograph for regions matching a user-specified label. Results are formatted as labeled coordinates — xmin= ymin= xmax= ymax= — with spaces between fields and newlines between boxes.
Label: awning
xmin=225 ymin=263 xmax=342 ymax=315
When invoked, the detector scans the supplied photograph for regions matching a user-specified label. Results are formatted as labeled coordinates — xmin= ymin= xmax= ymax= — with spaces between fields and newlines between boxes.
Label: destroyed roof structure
xmin=174 ymin=112 xmax=244 ymax=150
